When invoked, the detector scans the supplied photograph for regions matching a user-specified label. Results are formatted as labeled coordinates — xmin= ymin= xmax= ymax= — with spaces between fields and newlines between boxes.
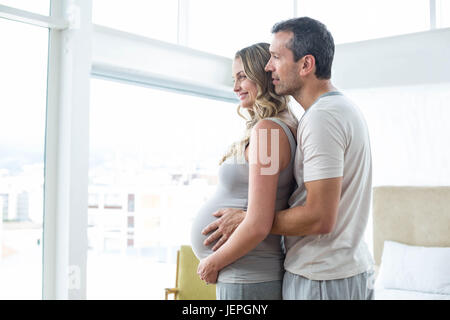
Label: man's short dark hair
xmin=272 ymin=17 xmax=335 ymax=79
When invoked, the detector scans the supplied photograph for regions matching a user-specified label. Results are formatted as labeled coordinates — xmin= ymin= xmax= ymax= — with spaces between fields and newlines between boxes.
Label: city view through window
xmin=86 ymin=78 xmax=244 ymax=299
xmin=0 ymin=18 xmax=48 ymax=299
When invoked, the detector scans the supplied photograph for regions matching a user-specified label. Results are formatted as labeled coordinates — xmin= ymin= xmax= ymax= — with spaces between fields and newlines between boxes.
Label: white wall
xmin=331 ymin=28 xmax=450 ymax=253
xmin=333 ymin=28 xmax=450 ymax=89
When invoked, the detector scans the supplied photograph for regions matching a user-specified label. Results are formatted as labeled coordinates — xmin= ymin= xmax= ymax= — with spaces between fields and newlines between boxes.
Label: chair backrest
xmin=176 ymin=245 xmax=216 ymax=300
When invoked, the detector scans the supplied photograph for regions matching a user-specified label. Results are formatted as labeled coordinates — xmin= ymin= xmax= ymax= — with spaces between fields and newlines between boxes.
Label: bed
xmin=372 ymin=186 xmax=450 ymax=300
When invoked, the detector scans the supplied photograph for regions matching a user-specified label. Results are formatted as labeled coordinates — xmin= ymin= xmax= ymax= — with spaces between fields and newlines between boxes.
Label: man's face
xmin=265 ymin=31 xmax=303 ymax=96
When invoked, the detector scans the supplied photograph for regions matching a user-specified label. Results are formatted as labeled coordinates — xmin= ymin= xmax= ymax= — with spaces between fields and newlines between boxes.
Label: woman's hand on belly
xmin=202 ymin=208 xmax=246 ymax=251
xmin=197 ymin=255 xmax=219 ymax=284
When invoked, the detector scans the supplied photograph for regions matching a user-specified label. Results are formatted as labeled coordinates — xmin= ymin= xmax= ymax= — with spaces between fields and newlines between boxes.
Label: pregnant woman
xmin=190 ymin=43 xmax=298 ymax=300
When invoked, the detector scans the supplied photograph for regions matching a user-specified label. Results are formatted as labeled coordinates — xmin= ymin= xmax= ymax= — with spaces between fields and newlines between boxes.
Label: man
xmin=202 ymin=17 xmax=374 ymax=300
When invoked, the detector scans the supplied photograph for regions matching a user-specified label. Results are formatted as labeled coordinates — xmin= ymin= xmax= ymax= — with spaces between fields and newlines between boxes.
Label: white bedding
xmin=375 ymin=288 xmax=450 ymax=300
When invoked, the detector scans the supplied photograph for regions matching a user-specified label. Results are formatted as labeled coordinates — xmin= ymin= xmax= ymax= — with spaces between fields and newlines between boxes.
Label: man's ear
xmin=299 ymin=54 xmax=316 ymax=76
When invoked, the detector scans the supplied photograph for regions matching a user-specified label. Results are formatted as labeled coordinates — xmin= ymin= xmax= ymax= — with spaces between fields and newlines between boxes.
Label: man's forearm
xmin=270 ymin=205 xmax=322 ymax=236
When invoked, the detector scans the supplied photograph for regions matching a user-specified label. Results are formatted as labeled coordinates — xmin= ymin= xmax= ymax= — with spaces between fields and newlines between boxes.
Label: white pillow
xmin=375 ymin=240 xmax=450 ymax=295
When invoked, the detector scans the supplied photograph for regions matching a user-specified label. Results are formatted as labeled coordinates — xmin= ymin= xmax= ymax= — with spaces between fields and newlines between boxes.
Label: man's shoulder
xmin=304 ymin=95 xmax=361 ymax=124
xmin=300 ymin=102 xmax=342 ymax=128
xmin=315 ymin=93 xmax=357 ymax=111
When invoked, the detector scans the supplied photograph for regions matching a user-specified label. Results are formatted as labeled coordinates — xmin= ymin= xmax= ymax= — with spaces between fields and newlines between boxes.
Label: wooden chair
xmin=165 ymin=245 xmax=216 ymax=300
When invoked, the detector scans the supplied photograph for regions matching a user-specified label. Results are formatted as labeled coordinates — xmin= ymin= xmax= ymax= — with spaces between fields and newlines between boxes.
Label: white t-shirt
xmin=285 ymin=91 xmax=374 ymax=280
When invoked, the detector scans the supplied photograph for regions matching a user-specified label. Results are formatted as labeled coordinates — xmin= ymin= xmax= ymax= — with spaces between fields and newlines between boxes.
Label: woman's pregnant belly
xmin=190 ymin=194 xmax=246 ymax=260
xmin=190 ymin=193 xmax=285 ymax=283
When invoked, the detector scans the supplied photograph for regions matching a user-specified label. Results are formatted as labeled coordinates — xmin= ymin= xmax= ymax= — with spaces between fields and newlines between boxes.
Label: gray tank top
xmin=190 ymin=117 xmax=297 ymax=283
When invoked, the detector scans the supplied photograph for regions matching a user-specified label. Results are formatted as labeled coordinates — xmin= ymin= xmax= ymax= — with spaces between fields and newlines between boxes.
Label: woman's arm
xmin=197 ymin=119 xmax=291 ymax=283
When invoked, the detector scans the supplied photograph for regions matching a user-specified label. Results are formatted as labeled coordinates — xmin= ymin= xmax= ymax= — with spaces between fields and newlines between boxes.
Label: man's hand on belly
xmin=202 ymin=208 xmax=246 ymax=251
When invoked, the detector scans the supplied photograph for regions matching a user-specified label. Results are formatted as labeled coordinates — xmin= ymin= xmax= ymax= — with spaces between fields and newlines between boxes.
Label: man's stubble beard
xmin=275 ymin=81 xmax=302 ymax=97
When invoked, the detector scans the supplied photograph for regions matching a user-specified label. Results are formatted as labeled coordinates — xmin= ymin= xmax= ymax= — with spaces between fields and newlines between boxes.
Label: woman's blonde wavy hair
xmin=219 ymin=42 xmax=297 ymax=165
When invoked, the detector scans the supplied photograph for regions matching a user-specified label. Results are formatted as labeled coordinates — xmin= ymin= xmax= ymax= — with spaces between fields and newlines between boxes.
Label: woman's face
xmin=232 ymin=57 xmax=258 ymax=109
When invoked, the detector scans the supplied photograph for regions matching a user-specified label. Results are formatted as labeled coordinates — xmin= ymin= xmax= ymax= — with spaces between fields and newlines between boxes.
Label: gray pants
xmin=282 ymin=270 xmax=375 ymax=300
xmin=216 ymin=280 xmax=282 ymax=300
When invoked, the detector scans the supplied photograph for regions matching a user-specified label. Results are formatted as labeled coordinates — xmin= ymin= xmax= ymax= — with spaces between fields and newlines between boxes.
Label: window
xmin=437 ymin=0 xmax=450 ymax=28
xmin=92 ymin=0 xmax=178 ymax=43
xmin=0 ymin=18 xmax=48 ymax=299
xmin=188 ymin=0 xmax=294 ymax=57
xmin=0 ymin=0 xmax=49 ymax=15
xmin=88 ymin=193 xmax=99 ymax=209
xmin=87 ymin=78 xmax=243 ymax=299
xmin=297 ymin=0 xmax=430 ymax=44
xmin=104 ymin=194 xmax=123 ymax=209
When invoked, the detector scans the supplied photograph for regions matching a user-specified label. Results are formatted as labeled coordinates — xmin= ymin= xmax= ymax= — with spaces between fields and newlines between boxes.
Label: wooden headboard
xmin=372 ymin=186 xmax=450 ymax=266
